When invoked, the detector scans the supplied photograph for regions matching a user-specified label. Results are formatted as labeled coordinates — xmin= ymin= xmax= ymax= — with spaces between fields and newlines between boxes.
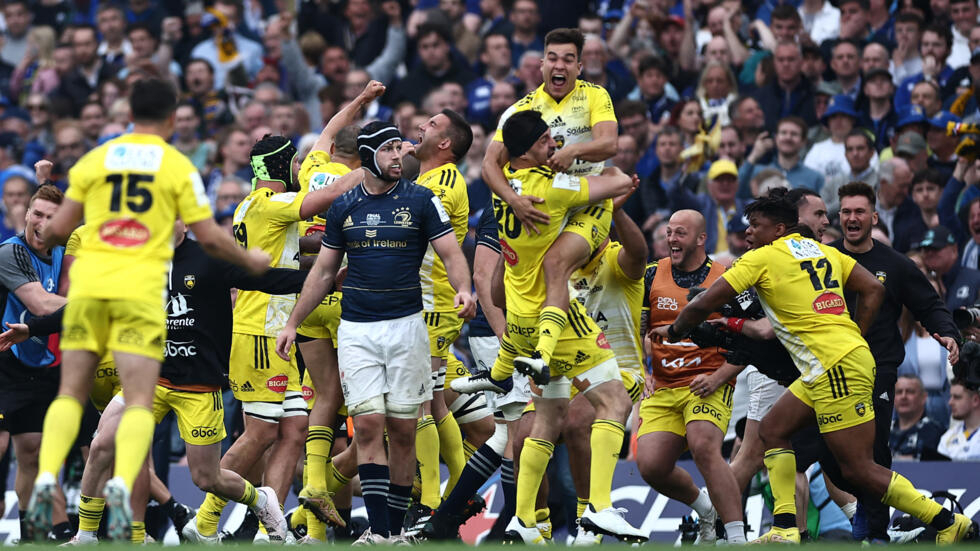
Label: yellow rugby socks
xmin=462 ymin=440 xmax=478 ymax=461
xmin=77 ymin=495 xmax=105 ymax=534
xmin=881 ymin=471 xmax=948 ymax=526
xmin=38 ymin=395 xmax=83 ymax=478
xmin=196 ymin=494 xmax=229 ymax=536
xmin=114 ymin=406 xmax=155 ymax=490
xmin=306 ymin=426 xmax=334 ymax=489
xmin=130 ymin=521 xmax=145 ymax=543
xmin=764 ymin=448 xmax=798 ymax=528
xmin=327 ymin=461 xmax=351 ymax=494
xmin=416 ymin=415 xmax=441 ymax=509
xmin=516 ymin=438 xmax=554 ymax=527
xmin=437 ymin=413 xmax=466 ymax=497
xmin=589 ymin=420 xmax=624 ymax=511
xmin=534 ymin=306 xmax=567 ymax=365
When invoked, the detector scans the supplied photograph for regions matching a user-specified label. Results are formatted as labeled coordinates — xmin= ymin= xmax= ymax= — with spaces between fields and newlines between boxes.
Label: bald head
xmin=666 ymin=209 xmax=709 ymax=270
xmin=669 ymin=209 xmax=707 ymax=234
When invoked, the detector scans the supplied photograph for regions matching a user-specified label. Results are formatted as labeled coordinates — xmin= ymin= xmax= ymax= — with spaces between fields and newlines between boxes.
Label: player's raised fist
xmin=359 ymin=80 xmax=386 ymax=102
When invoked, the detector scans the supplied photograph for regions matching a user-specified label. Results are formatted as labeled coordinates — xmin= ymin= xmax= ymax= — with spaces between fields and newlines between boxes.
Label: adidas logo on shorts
xmin=241 ymin=381 xmax=255 ymax=392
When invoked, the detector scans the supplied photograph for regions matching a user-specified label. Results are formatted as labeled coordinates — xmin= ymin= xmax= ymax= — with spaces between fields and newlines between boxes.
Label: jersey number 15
xmin=107 ymin=173 xmax=154 ymax=213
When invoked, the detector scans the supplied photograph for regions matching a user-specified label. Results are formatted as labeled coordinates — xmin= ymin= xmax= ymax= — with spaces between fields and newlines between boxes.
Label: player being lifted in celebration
xmin=650 ymin=188 xmax=976 ymax=544
xmin=469 ymin=110 xmax=645 ymax=544
xmin=185 ymin=82 xmax=386 ymax=544
xmin=276 ymin=121 xmax=476 ymax=544
xmin=464 ymin=28 xmax=619 ymax=390
xmin=27 ymin=77 xmax=271 ymax=540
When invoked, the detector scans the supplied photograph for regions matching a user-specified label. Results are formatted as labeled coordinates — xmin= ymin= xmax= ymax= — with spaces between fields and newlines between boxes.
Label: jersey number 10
xmin=107 ymin=173 xmax=154 ymax=213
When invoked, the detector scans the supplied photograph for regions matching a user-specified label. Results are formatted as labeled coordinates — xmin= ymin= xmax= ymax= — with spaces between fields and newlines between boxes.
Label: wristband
xmin=727 ymin=317 xmax=745 ymax=333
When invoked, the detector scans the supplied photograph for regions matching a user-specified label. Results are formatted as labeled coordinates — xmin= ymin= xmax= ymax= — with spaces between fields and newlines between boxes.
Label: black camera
xmin=953 ymin=305 xmax=980 ymax=330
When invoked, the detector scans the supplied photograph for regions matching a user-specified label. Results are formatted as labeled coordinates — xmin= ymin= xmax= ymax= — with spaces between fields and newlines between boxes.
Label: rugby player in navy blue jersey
xmin=276 ymin=122 xmax=476 ymax=544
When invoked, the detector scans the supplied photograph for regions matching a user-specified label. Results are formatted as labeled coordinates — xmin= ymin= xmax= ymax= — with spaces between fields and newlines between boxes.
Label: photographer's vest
xmin=647 ymin=257 xmax=726 ymax=389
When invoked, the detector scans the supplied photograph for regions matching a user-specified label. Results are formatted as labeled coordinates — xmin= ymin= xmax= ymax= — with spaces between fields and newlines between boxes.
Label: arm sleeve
xmin=475 ymin=204 xmax=500 ymax=252
xmin=422 ymin=193 xmax=454 ymax=241
xmin=834 ymin=249 xmax=857 ymax=284
xmin=175 ymin=167 xmax=214 ymax=225
xmin=64 ymin=155 xmax=93 ymax=204
xmin=365 ymin=25 xmax=407 ymax=85
xmin=299 ymin=151 xmax=333 ymax=191
xmin=0 ymin=244 xmax=40 ymax=291
xmin=902 ymin=257 xmax=960 ymax=340
xmin=721 ymin=250 xmax=764 ymax=294
xmin=229 ymin=266 xmax=308 ymax=294
xmin=321 ymin=202 xmax=346 ymax=250
xmin=588 ymin=86 xmax=617 ymax=126
xmin=25 ymin=306 xmax=64 ymax=337
xmin=261 ymin=191 xmax=306 ymax=224
xmin=554 ymin=172 xmax=591 ymax=208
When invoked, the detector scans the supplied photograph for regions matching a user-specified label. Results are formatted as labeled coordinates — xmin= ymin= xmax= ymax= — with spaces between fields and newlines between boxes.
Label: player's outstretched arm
xmin=276 ymin=245 xmax=344 ymax=359
xmin=844 ymin=262 xmax=886 ymax=336
xmin=585 ymin=166 xmax=634 ymax=203
xmin=652 ymin=277 xmax=738 ymax=339
xmin=42 ymin=198 xmax=83 ymax=249
xmin=190 ymin=217 xmax=270 ymax=275
xmin=311 ymin=80 xmax=386 ymax=154
xmin=473 ymin=244 xmax=506 ymax=339
xmin=482 ymin=140 xmax=548 ymax=234
xmin=431 ymin=232 xmax=476 ymax=320
xmin=546 ymin=120 xmax=617 ymax=173
xmin=613 ymin=193 xmax=647 ymax=280
xmin=299 ymin=168 xmax=365 ymax=220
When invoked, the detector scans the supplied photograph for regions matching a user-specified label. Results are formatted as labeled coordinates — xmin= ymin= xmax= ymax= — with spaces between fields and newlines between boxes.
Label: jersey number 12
xmin=800 ymin=258 xmax=839 ymax=291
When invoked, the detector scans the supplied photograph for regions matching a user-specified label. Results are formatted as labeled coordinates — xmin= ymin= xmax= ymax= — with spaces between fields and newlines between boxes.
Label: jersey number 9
xmin=493 ymin=198 xmax=522 ymax=239
xmin=107 ymin=173 xmax=154 ymax=213
xmin=233 ymin=223 xmax=247 ymax=248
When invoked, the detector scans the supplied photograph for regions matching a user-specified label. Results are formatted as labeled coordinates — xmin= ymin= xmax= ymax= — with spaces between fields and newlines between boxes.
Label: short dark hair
xmin=544 ymin=28 xmax=585 ymax=59
xmin=912 ymin=167 xmax=946 ymax=189
xmin=127 ymin=22 xmax=157 ymax=41
xmin=186 ymin=58 xmax=215 ymax=75
xmin=838 ymin=0 xmax=869 ymax=10
xmin=833 ymin=38 xmax=861 ymax=55
xmin=745 ymin=187 xmax=799 ymax=227
xmin=838 ymin=181 xmax=877 ymax=207
xmin=658 ymin=125 xmax=684 ymax=141
xmin=786 ymin=188 xmax=819 ymax=209
xmin=777 ymin=116 xmax=808 ymax=136
xmin=130 ymin=77 xmax=179 ymax=122
xmin=96 ymin=2 xmax=124 ymax=15
xmin=845 ymin=128 xmax=874 ymax=149
xmin=417 ymin=22 xmax=453 ymax=46
xmin=923 ymin=22 xmax=954 ymax=50
xmin=950 ymin=0 xmax=975 ymax=6
xmin=895 ymin=11 xmax=924 ymax=29
xmin=729 ymin=95 xmax=757 ymax=123
xmin=71 ymin=23 xmax=98 ymax=39
xmin=440 ymin=108 xmax=474 ymax=161
xmin=481 ymin=32 xmax=510 ymax=55
xmin=29 ymin=184 xmax=65 ymax=208
xmin=637 ymin=53 xmax=667 ymax=77
xmin=770 ymin=4 xmax=802 ymax=23
xmin=616 ymin=99 xmax=648 ymax=121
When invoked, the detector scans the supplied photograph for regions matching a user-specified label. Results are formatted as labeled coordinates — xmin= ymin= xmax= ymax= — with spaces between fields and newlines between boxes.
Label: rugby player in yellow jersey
xmin=186 ymin=82 xmax=385 ymax=544
xmin=477 ymin=28 xmax=618 ymax=386
xmin=651 ymin=188 xmax=976 ymax=544
xmin=293 ymin=124 xmax=361 ymax=543
xmin=472 ymin=110 xmax=645 ymax=544
xmin=28 ymin=77 xmax=272 ymax=541
xmin=408 ymin=108 xmax=494 ymax=525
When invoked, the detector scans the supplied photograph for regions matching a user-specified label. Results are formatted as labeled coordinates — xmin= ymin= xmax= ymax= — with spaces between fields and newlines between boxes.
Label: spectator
xmin=729 ymin=95 xmax=767 ymax=155
xmin=831 ymin=40 xmax=863 ymax=101
xmin=894 ymin=132 xmax=929 ymax=175
xmin=238 ymin=101 xmax=269 ymax=134
xmin=801 ymin=44 xmax=828 ymax=84
xmin=626 ymin=125 xmax=699 ymax=232
xmin=822 ymin=130 xmax=880 ymax=214
xmin=799 ymin=0 xmax=840 ymax=45
xmin=0 ymin=0 xmax=32 ymax=68
xmin=51 ymin=25 xmax=117 ymax=116
xmin=860 ymin=68 xmax=897 ymax=149
xmin=509 ymin=0 xmax=543 ymax=66
xmin=206 ymin=126 xmax=254 ymax=201
xmin=881 ymin=104 xmax=929 ymax=162
xmin=476 ymin=0 xmax=512 ymax=37
xmin=918 ymin=226 xmax=980 ymax=309
xmin=617 ymin=100 xmax=656 ymax=180
xmin=937 ymin=380 xmax=980 ymax=459
xmin=947 ymin=0 xmax=977 ymax=69
xmin=891 ymin=13 xmax=925 ymax=85
xmin=959 ymin=198 xmax=980 ymax=268
xmin=718 ymin=125 xmax=746 ymax=164
xmin=629 ymin=54 xmax=676 ymax=127
xmin=838 ymin=0 xmax=872 ymax=41
xmin=466 ymin=33 xmax=519 ymax=128
xmin=214 ymin=176 xmax=250 ymax=213
xmin=740 ymin=117 xmax=824 ymax=199
xmin=668 ymin=99 xmax=704 ymax=148
xmin=319 ymin=45 xmax=351 ymax=86
xmin=172 ymin=102 xmax=213 ymax=173
xmin=0 ymin=175 xmax=32 ymax=241
xmin=804 ymin=95 xmax=862 ymax=181
xmin=808 ymin=80 xmax=841 ymax=146
xmin=581 ymin=34 xmax=632 ymax=104
xmin=895 ymin=23 xmax=957 ymax=110
xmin=862 ymin=42 xmax=891 ymax=74
xmin=754 ymin=41 xmax=817 ymax=132
xmin=926 ymin=111 xmax=961 ymax=182
xmin=49 ymin=121 xmax=86 ymax=189
xmin=910 ymin=168 xmax=946 ymax=235
xmin=96 ymin=4 xmax=131 ymax=73
xmin=190 ymin=0 xmax=263 ymax=89
xmin=910 ymin=80 xmax=943 ymax=118
xmin=667 ymin=158 xmax=748 ymax=254
xmin=430 ymin=0 xmax=480 ymax=64
xmin=696 ymin=61 xmax=738 ymax=127
xmin=345 ymin=69 xmax=392 ymax=124
xmin=23 ymin=94 xmax=53 ymax=166
xmin=10 ymin=26 xmax=60 ymax=102
xmin=299 ymin=0 xmax=393 ymax=70
xmin=488 ymin=81 xmax=517 ymax=127
xmin=78 ymin=102 xmax=106 ymax=145
xmin=388 ymin=23 xmax=475 ymax=107
xmin=877 ymin=158 xmax=920 ymax=251
xmin=703 ymin=36 xmax=734 ymax=68
xmin=889 ymin=375 xmax=945 ymax=459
